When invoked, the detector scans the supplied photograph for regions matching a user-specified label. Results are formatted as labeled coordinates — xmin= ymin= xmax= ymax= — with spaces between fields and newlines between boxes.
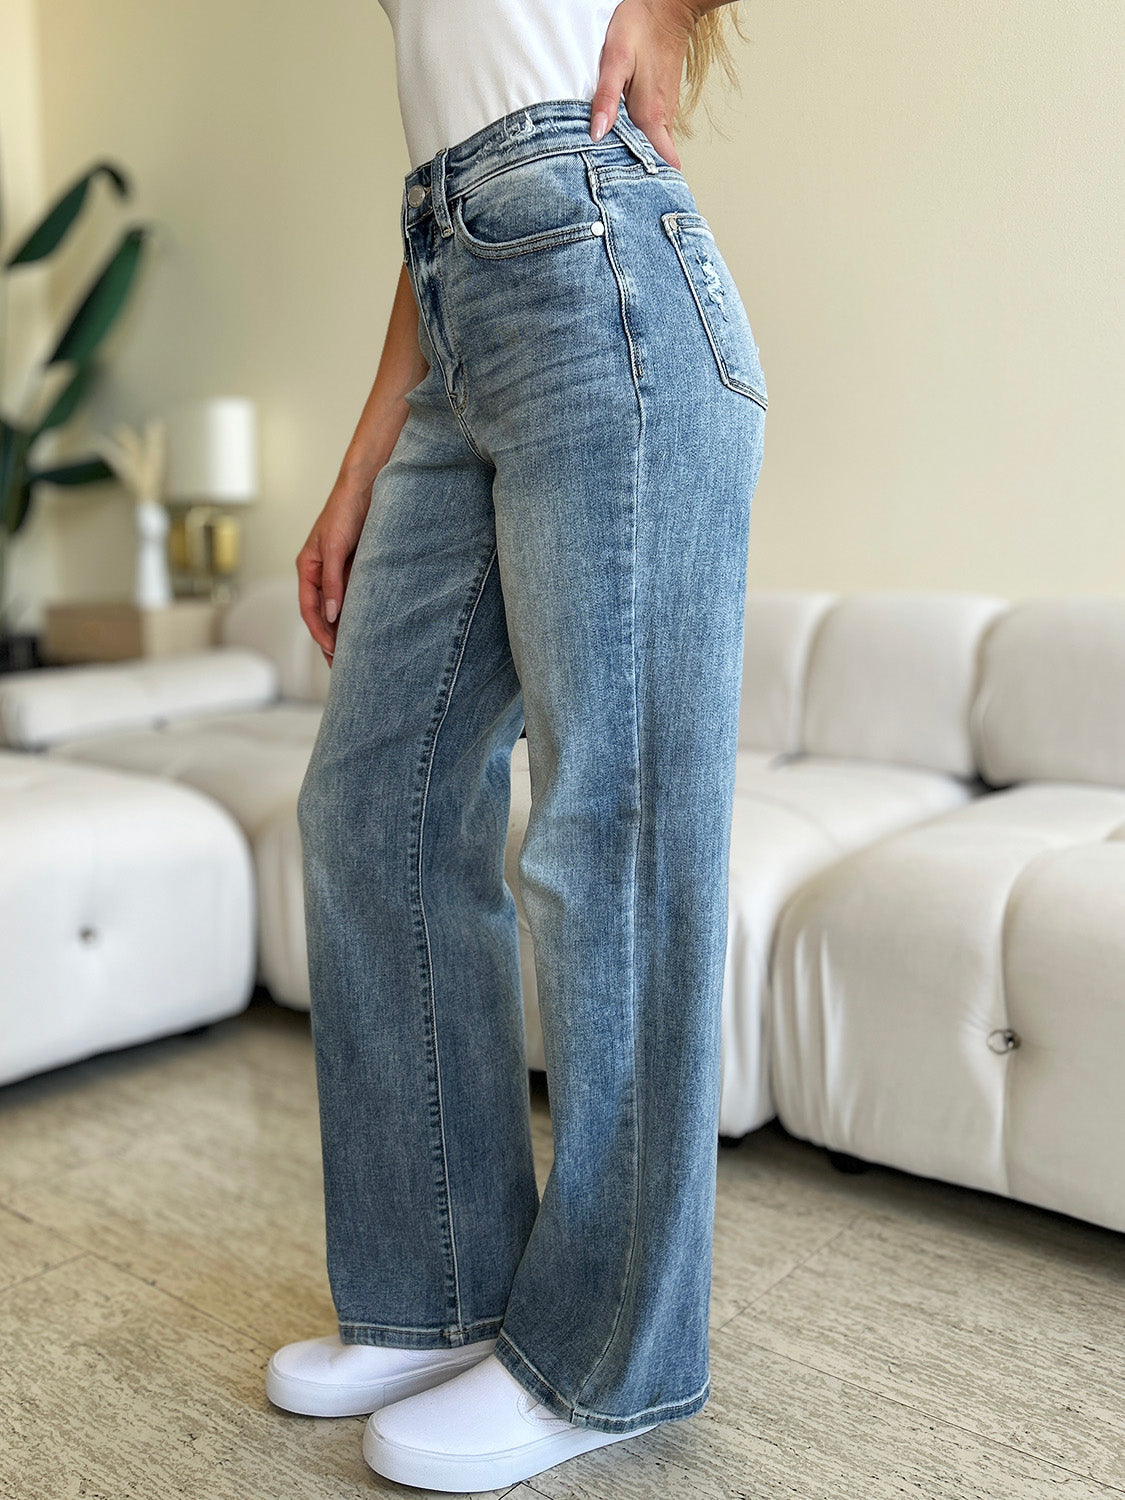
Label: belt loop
xmin=431 ymin=146 xmax=453 ymax=237
xmin=611 ymin=104 xmax=658 ymax=174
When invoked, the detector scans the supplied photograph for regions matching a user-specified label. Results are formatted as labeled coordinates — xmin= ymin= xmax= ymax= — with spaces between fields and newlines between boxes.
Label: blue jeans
xmin=297 ymin=97 xmax=767 ymax=1436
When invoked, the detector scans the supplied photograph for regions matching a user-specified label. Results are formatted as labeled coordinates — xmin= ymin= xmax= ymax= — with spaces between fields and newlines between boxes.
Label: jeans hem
xmin=493 ymin=1330 xmax=711 ymax=1434
xmin=338 ymin=1316 xmax=504 ymax=1350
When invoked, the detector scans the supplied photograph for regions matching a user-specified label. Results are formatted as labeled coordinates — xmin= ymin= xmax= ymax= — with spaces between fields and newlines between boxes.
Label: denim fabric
xmin=297 ymin=96 xmax=767 ymax=1436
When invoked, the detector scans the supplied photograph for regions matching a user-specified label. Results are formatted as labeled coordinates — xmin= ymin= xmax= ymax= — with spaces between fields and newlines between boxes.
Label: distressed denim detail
xmin=297 ymin=96 xmax=767 ymax=1437
xmin=660 ymin=210 xmax=769 ymax=409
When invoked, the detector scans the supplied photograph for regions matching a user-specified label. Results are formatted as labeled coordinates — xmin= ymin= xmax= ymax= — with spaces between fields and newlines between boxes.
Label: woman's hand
xmin=296 ymin=480 xmax=373 ymax=665
xmin=589 ymin=0 xmax=714 ymax=168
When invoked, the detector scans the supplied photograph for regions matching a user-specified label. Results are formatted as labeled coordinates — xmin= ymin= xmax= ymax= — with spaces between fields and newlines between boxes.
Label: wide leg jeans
xmin=297 ymin=96 xmax=768 ymax=1435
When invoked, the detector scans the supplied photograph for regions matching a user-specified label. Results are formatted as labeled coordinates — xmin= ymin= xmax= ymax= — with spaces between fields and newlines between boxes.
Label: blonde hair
xmin=675 ymin=4 xmax=749 ymax=139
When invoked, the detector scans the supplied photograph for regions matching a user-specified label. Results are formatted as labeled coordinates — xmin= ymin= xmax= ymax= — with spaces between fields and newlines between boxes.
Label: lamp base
xmin=168 ymin=503 xmax=242 ymax=604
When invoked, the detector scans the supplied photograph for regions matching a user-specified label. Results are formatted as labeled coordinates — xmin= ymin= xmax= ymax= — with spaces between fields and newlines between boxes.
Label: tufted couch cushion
xmin=0 ymin=749 xmax=256 ymax=1085
xmin=0 ymin=647 xmax=278 ymax=750
xmin=46 ymin=703 xmax=322 ymax=841
xmin=718 ymin=754 xmax=974 ymax=1136
xmin=738 ymin=589 xmax=836 ymax=758
xmin=970 ymin=596 xmax=1125 ymax=789
xmin=769 ymin=780 xmax=1125 ymax=1234
xmin=45 ymin=704 xmax=323 ymax=998
xmin=801 ymin=592 xmax=1008 ymax=777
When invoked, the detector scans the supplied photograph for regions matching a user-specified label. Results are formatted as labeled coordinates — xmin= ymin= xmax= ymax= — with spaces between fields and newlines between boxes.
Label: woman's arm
xmin=589 ymin=0 xmax=733 ymax=168
xmin=296 ymin=259 xmax=429 ymax=663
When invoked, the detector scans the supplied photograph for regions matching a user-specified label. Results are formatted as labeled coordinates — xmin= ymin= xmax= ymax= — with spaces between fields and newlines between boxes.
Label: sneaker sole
xmin=362 ymin=1416 xmax=657 ymax=1490
xmin=265 ymin=1344 xmax=494 ymax=1418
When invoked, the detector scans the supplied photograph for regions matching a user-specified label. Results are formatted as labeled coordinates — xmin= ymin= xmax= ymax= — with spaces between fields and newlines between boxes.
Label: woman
xmin=270 ymin=0 xmax=767 ymax=1489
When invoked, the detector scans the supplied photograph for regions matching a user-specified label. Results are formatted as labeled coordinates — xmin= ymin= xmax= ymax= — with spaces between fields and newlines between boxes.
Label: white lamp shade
xmin=164 ymin=396 xmax=258 ymax=504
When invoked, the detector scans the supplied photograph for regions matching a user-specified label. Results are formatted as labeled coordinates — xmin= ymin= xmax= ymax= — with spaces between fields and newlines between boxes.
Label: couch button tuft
xmin=987 ymin=1027 xmax=1021 ymax=1053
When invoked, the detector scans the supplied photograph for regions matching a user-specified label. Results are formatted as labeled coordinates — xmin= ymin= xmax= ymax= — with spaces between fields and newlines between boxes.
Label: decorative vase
xmin=134 ymin=496 xmax=172 ymax=608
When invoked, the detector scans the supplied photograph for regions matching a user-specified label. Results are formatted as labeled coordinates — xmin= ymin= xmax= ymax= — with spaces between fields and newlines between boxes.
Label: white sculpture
xmin=91 ymin=418 xmax=172 ymax=608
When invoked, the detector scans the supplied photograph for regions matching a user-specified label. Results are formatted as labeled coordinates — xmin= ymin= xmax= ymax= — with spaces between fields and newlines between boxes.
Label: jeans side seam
xmin=571 ymin=173 xmax=645 ymax=1410
xmin=585 ymin=161 xmax=643 ymax=384
xmin=411 ymin=542 xmax=500 ymax=1337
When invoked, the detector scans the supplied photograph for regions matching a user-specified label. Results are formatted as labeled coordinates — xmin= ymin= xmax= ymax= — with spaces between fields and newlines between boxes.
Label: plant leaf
xmin=0 ymin=419 xmax=31 ymax=537
xmin=7 ymin=479 xmax=33 ymax=536
xmin=4 ymin=161 xmax=131 ymax=268
xmin=1 ymin=430 xmax=114 ymax=541
xmin=30 ymin=359 xmax=101 ymax=438
xmin=26 ymin=456 xmax=115 ymax=488
xmin=45 ymin=226 xmax=149 ymax=366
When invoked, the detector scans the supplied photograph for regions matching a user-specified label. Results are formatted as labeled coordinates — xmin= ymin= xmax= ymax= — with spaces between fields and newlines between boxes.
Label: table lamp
xmin=163 ymin=396 xmax=258 ymax=602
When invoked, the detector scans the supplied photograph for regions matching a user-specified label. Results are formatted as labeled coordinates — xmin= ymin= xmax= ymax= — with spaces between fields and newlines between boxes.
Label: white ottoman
xmin=0 ymin=749 xmax=257 ymax=1086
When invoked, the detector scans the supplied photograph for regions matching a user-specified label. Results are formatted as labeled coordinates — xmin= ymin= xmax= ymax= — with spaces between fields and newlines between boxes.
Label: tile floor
xmin=1 ymin=992 xmax=1122 ymax=1499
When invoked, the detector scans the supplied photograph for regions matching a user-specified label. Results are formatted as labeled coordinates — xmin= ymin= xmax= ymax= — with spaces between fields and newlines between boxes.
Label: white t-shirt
xmin=378 ymin=0 xmax=621 ymax=170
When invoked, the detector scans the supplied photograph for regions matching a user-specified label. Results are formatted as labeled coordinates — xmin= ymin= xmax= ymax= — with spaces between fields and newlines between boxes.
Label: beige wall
xmin=723 ymin=0 xmax=1124 ymax=595
xmin=0 ymin=0 xmax=48 ymax=392
xmin=13 ymin=0 xmax=1125 ymax=620
xmin=0 ymin=0 xmax=56 ymax=629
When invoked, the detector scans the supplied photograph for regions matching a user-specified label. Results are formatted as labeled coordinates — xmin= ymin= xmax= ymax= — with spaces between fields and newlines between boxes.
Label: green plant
xmin=0 ymin=159 xmax=152 ymax=638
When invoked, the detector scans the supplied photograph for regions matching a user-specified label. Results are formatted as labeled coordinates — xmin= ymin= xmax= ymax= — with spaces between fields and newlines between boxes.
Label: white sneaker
xmin=362 ymin=1352 xmax=658 ymax=1490
xmin=266 ymin=1334 xmax=497 ymax=1417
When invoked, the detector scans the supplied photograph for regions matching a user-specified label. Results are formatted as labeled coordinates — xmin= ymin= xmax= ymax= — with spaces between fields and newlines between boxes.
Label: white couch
xmin=770 ymin=598 xmax=1125 ymax=1236
xmin=1 ymin=580 xmax=1122 ymax=1236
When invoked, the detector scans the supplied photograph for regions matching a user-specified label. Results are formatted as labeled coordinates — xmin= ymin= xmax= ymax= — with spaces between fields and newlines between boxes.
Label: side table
xmin=42 ymin=599 xmax=223 ymax=665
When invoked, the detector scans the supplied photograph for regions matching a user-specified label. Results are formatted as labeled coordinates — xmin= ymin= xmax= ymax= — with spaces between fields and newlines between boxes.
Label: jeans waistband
xmin=401 ymin=97 xmax=663 ymax=238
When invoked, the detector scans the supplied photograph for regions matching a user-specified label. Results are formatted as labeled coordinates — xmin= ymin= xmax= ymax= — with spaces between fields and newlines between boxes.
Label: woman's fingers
xmin=296 ymin=532 xmax=340 ymax=656
xmin=297 ymin=498 xmax=367 ymax=660
xmin=319 ymin=528 xmax=350 ymax=630
xmin=631 ymin=106 xmax=680 ymax=169
xmin=590 ymin=31 xmax=634 ymax=141
xmin=591 ymin=0 xmax=692 ymax=169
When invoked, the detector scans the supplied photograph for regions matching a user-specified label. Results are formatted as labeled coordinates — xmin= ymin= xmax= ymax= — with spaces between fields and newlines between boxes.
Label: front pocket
xmin=451 ymin=152 xmax=607 ymax=259
xmin=661 ymin=211 xmax=768 ymax=409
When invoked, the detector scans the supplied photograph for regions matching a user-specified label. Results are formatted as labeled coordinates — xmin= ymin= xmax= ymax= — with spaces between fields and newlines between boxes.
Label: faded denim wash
xmin=296 ymin=96 xmax=767 ymax=1436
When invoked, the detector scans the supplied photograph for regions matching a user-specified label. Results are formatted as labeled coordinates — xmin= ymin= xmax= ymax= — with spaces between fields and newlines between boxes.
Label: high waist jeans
xmin=296 ymin=97 xmax=767 ymax=1435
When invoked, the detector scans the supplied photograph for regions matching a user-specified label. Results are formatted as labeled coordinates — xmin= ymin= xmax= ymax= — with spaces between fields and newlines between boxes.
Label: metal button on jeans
xmin=407 ymin=184 xmax=428 ymax=207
